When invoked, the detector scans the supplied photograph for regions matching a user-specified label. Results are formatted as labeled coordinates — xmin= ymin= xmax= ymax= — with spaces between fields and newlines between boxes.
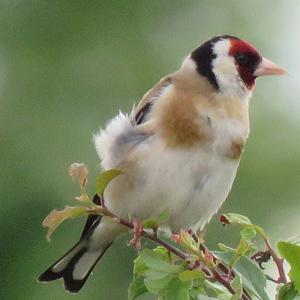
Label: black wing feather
xmin=79 ymin=194 xmax=101 ymax=240
xmin=133 ymin=77 xmax=172 ymax=126
xmin=135 ymin=102 xmax=153 ymax=125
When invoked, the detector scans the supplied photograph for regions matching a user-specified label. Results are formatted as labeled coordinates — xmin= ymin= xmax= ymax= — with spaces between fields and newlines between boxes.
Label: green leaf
xmin=163 ymin=277 xmax=193 ymax=300
xmin=217 ymin=243 xmax=235 ymax=252
xmin=195 ymin=297 xmax=219 ymax=300
xmin=177 ymin=230 xmax=201 ymax=254
xmin=224 ymin=225 xmax=257 ymax=269
xmin=143 ymin=209 xmax=170 ymax=229
xmin=157 ymin=208 xmax=171 ymax=224
xmin=132 ymin=249 xmax=176 ymax=296
xmin=153 ymin=246 xmax=169 ymax=257
xmin=95 ymin=169 xmax=123 ymax=196
xmin=133 ymin=255 xmax=148 ymax=275
xmin=144 ymin=270 xmax=173 ymax=280
xmin=229 ymin=238 xmax=251 ymax=267
xmin=230 ymin=274 xmax=243 ymax=300
xmin=144 ymin=274 xmax=174 ymax=295
xmin=228 ymin=226 xmax=258 ymax=267
xmin=189 ymin=286 xmax=207 ymax=298
xmin=221 ymin=213 xmax=252 ymax=225
xmin=204 ymin=281 xmax=231 ymax=299
xmin=221 ymin=213 xmax=268 ymax=238
xmin=178 ymin=270 xmax=205 ymax=282
xmin=42 ymin=206 xmax=87 ymax=241
xmin=240 ymin=227 xmax=257 ymax=243
xmin=214 ymin=250 xmax=270 ymax=300
xmin=128 ymin=276 xmax=148 ymax=300
xmin=142 ymin=219 xmax=159 ymax=229
xmin=135 ymin=248 xmax=193 ymax=298
xmin=153 ymin=246 xmax=177 ymax=264
xmin=139 ymin=249 xmax=180 ymax=274
xmin=278 ymin=241 xmax=300 ymax=292
xmin=278 ymin=282 xmax=300 ymax=300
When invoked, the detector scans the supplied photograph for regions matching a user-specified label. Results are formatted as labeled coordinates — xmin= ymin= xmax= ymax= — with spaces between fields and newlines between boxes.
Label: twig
xmin=89 ymin=203 xmax=252 ymax=298
xmin=264 ymin=238 xmax=287 ymax=284
xmin=92 ymin=205 xmax=189 ymax=260
xmin=143 ymin=231 xmax=188 ymax=260
xmin=212 ymin=269 xmax=250 ymax=300
xmin=212 ymin=269 xmax=236 ymax=294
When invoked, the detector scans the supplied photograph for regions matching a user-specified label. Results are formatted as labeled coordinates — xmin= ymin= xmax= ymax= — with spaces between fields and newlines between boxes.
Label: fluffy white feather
xmin=93 ymin=111 xmax=132 ymax=169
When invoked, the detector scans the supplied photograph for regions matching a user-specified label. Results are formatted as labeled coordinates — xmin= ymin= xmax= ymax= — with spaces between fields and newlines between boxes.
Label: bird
xmin=38 ymin=35 xmax=285 ymax=293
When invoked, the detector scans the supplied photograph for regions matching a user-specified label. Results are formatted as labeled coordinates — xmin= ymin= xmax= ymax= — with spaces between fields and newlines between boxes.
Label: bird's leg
xmin=170 ymin=233 xmax=181 ymax=243
xmin=129 ymin=219 xmax=143 ymax=250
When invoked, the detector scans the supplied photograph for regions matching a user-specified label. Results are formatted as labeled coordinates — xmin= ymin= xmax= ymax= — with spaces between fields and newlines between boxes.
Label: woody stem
xmin=90 ymin=203 xmax=252 ymax=298
xmin=264 ymin=238 xmax=287 ymax=284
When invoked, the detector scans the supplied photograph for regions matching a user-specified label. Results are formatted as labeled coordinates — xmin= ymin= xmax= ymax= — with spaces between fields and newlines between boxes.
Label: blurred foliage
xmin=0 ymin=1 xmax=299 ymax=299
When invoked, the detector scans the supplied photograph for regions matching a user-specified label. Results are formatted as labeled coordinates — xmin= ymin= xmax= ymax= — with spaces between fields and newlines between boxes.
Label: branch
xmin=43 ymin=165 xmax=293 ymax=299
xmin=88 ymin=201 xmax=251 ymax=299
xmin=88 ymin=205 xmax=188 ymax=260
xmin=264 ymin=238 xmax=287 ymax=284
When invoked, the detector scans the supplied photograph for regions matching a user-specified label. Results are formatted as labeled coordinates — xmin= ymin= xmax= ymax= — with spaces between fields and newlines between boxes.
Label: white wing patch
xmin=52 ymin=243 xmax=84 ymax=273
xmin=72 ymin=251 xmax=102 ymax=280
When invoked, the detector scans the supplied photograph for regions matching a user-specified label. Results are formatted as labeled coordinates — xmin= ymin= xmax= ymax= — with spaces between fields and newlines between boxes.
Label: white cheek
xmin=213 ymin=55 xmax=238 ymax=79
xmin=212 ymin=39 xmax=250 ymax=100
xmin=212 ymin=39 xmax=238 ymax=83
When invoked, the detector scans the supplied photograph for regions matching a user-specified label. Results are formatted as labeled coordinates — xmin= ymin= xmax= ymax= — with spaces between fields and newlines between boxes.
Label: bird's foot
xmin=170 ymin=233 xmax=181 ymax=243
xmin=129 ymin=220 xmax=143 ymax=250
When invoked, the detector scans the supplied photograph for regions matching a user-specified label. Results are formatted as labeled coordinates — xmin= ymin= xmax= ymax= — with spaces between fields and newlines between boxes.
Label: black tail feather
xmin=39 ymin=194 xmax=112 ymax=293
xmin=38 ymin=242 xmax=112 ymax=293
xmin=38 ymin=241 xmax=83 ymax=283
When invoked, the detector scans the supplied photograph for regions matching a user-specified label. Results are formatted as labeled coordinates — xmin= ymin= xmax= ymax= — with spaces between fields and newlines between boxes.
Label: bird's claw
xmin=129 ymin=220 xmax=143 ymax=250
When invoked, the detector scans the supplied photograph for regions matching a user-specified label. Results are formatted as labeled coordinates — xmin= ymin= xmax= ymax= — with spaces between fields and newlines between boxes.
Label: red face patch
xmin=229 ymin=39 xmax=262 ymax=89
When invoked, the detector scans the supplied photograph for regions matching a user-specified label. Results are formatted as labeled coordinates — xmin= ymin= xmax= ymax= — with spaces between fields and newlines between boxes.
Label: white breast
xmin=96 ymin=99 xmax=247 ymax=232
xmin=104 ymin=136 xmax=240 ymax=232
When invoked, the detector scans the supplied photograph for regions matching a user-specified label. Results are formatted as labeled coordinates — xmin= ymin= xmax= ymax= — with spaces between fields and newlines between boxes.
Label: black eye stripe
xmin=235 ymin=53 xmax=261 ymax=69
xmin=235 ymin=54 xmax=248 ymax=64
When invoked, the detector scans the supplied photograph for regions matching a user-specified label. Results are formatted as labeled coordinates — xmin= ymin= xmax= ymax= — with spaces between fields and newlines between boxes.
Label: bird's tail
xmin=38 ymin=239 xmax=112 ymax=293
xmin=39 ymin=194 xmax=123 ymax=292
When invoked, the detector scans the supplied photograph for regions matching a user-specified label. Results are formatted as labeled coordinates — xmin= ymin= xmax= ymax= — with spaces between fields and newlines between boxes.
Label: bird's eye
xmin=235 ymin=54 xmax=248 ymax=65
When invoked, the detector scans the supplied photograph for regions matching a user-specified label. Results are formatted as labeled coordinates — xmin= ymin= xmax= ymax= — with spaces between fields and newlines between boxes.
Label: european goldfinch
xmin=39 ymin=35 xmax=285 ymax=292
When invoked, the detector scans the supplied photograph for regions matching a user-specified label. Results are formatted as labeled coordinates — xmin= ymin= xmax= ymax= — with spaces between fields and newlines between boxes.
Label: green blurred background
xmin=0 ymin=1 xmax=299 ymax=299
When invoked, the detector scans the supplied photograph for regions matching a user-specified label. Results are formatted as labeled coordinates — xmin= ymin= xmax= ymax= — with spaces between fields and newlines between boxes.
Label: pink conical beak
xmin=254 ymin=57 xmax=286 ymax=77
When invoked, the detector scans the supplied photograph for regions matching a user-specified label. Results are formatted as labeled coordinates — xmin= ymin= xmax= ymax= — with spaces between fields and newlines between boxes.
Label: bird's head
xmin=186 ymin=35 xmax=285 ymax=100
